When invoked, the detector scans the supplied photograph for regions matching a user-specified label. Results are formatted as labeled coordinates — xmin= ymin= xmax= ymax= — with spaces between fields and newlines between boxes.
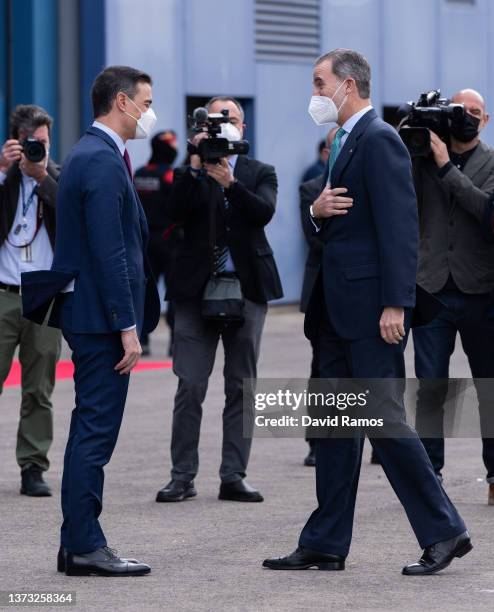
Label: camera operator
xmin=156 ymin=96 xmax=283 ymax=503
xmin=0 ymin=104 xmax=61 ymax=497
xmin=412 ymin=89 xmax=494 ymax=504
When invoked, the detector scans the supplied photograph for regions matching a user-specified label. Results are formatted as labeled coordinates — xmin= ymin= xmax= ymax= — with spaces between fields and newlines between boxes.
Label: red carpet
xmin=4 ymin=360 xmax=172 ymax=388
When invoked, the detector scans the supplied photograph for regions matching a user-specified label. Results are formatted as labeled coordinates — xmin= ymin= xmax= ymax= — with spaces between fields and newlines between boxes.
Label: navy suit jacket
xmin=21 ymin=126 xmax=161 ymax=335
xmin=305 ymin=109 xmax=419 ymax=341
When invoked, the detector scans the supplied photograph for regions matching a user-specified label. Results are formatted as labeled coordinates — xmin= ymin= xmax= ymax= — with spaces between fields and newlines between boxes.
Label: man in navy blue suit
xmin=21 ymin=66 xmax=160 ymax=576
xmin=263 ymin=49 xmax=471 ymax=576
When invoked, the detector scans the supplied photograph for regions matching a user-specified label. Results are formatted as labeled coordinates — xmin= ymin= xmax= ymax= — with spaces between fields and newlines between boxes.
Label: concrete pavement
xmin=1 ymin=307 xmax=493 ymax=612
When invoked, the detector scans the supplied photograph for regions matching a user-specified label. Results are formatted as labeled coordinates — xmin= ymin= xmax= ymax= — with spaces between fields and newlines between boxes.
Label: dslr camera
xmin=20 ymin=138 xmax=46 ymax=163
xmin=188 ymin=107 xmax=249 ymax=163
xmin=397 ymin=90 xmax=465 ymax=157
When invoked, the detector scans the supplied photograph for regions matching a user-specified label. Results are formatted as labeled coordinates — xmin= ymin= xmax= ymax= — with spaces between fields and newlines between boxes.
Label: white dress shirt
xmin=63 ymin=121 xmax=136 ymax=331
xmin=0 ymin=170 xmax=54 ymax=285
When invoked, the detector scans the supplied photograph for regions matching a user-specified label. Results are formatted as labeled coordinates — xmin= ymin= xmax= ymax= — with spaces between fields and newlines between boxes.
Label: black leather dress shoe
xmin=65 ymin=547 xmax=150 ymax=576
xmin=20 ymin=467 xmax=52 ymax=497
xmin=156 ymin=479 xmax=197 ymax=502
xmin=263 ymin=546 xmax=345 ymax=571
xmin=402 ymin=531 xmax=472 ymax=575
xmin=219 ymin=479 xmax=263 ymax=502
xmin=304 ymin=448 xmax=316 ymax=466
xmin=57 ymin=546 xmax=138 ymax=573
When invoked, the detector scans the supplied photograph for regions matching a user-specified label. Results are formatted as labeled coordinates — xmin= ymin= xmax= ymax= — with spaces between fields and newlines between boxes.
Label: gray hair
xmin=206 ymin=96 xmax=245 ymax=122
xmin=316 ymin=48 xmax=371 ymax=99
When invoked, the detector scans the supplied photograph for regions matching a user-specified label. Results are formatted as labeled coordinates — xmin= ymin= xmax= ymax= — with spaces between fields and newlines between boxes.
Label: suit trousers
xmin=170 ymin=298 xmax=266 ymax=483
xmin=413 ymin=289 xmax=494 ymax=482
xmin=299 ymin=308 xmax=466 ymax=557
xmin=0 ymin=290 xmax=61 ymax=472
xmin=59 ymin=295 xmax=130 ymax=554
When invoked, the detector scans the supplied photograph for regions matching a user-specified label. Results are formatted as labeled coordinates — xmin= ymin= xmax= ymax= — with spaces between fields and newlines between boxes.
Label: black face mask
xmin=450 ymin=113 xmax=481 ymax=143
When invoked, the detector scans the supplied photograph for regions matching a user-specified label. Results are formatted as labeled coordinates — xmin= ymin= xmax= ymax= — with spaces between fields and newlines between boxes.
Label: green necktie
xmin=326 ymin=127 xmax=347 ymax=183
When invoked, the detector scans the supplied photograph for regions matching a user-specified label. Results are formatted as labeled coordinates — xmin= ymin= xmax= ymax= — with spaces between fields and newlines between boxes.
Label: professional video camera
xmin=20 ymin=138 xmax=46 ymax=163
xmin=188 ymin=107 xmax=249 ymax=163
xmin=397 ymin=90 xmax=465 ymax=157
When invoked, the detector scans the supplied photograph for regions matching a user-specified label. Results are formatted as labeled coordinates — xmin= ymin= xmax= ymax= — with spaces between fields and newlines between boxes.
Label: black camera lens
xmin=21 ymin=138 xmax=46 ymax=163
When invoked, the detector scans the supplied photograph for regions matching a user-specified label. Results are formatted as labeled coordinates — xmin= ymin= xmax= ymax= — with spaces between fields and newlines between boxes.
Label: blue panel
xmin=11 ymin=0 xmax=59 ymax=159
xmin=11 ymin=0 xmax=34 ymax=104
xmin=256 ymin=62 xmax=319 ymax=303
xmin=185 ymin=0 xmax=255 ymax=96
xmin=382 ymin=0 xmax=438 ymax=104
xmin=79 ymin=0 xmax=106 ymax=132
xmin=0 ymin=0 xmax=7 ymax=142
xmin=321 ymin=0 xmax=382 ymax=115
xmin=33 ymin=0 xmax=58 ymax=159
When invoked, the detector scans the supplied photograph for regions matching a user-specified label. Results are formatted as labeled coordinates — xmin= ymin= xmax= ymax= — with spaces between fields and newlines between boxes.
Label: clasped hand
xmin=311 ymin=186 xmax=353 ymax=218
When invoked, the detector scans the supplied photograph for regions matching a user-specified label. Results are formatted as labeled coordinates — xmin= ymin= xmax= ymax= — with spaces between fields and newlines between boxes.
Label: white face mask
xmin=219 ymin=122 xmax=242 ymax=142
xmin=125 ymin=97 xmax=157 ymax=139
xmin=308 ymin=80 xmax=347 ymax=125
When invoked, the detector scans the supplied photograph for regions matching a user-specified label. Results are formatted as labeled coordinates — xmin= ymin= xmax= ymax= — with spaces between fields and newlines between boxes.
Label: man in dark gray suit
xmin=412 ymin=88 xmax=494 ymax=505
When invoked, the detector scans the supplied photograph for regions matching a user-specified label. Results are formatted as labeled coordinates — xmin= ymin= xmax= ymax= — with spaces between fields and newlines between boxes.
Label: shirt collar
xmin=92 ymin=121 xmax=126 ymax=156
xmin=228 ymin=155 xmax=238 ymax=170
xmin=341 ymin=105 xmax=373 ymax=135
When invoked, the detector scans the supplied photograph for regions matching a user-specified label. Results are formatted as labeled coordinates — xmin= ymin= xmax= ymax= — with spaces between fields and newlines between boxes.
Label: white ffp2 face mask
xmin=125 ymin=97 xmax=157 ymax=139
xmin=219 ymin=122 xmax=242 ymax=142
xmin=308 ymin=80 xmax=347 ymax=125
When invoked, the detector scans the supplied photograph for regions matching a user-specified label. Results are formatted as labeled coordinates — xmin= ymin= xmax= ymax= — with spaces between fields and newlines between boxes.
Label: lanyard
xmin=20 ymin=179 xmax=37 ymax=218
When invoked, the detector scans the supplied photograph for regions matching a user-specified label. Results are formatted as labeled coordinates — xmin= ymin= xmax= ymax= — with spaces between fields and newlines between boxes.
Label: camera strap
xmin=20 ymin=180 xmax=37 ymax=218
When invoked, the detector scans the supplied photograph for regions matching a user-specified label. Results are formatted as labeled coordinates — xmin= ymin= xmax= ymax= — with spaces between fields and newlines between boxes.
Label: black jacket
xmin=0 ymin=160 xmax=60 ymax=249
xmin=165 ymin=156 xmax=283 ymax=303
xmin=299 ymin=174 xmax=324 ymax=312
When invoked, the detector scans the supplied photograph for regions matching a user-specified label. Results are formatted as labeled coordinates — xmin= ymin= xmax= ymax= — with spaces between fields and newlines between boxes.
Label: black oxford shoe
xmin=219 ymin=479 xmax=263 ymax=502
xmin=402 ymin=531 xmax=472 ymax=575
xmin=20 ymin=467 xmax=52 ymax=497
xmin=65 ymin=547 xmax=150 ymax=576
xmin=57 ymin=546 xmax=138 ymax=573
xmin=263 ymin=546 xmax=345 ymax=571
xmin=304 ymin=448 xmax=316 ymax=466
xmin=156 ymin=479 xmax=197 ymax=502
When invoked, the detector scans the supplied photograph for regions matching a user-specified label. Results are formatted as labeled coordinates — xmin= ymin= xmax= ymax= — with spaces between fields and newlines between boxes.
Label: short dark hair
xmin=91 ymin=65 xmax=152 ymax=118
xmin=205 ymin=96 xmax=245 ymax=121
xmin=318 ymin=139 xmax=327 ymax=153
xmin=9 ymin=104 xmax=53 ymax=139
xmin=316 ymin=48 xmax=371 ymax=99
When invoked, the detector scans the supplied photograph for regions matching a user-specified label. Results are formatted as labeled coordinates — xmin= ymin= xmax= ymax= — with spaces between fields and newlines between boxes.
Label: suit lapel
xmin=330 ymin=108 xmax=378 ymax=187
xmin=463 ymin=141 xmax=491 ymax=181
xmin=233 ymin=155 xmax=250 ymax=185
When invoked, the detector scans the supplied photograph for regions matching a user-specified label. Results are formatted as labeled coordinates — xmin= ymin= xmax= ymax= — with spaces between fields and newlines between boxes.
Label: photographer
xmin=156 ymin=96 xmax=283 ymax=503
xmin=0 ymin=104 xmax=61 ymax=497
xmin=411 ymin=89 xmax=494 ymax=504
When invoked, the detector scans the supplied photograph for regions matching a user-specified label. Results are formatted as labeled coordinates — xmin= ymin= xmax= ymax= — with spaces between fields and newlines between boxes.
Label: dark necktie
xmin=123 ymin=148 xmax=133 ymax=178
xmin=326 ymin=127 xmax=347 ymax=185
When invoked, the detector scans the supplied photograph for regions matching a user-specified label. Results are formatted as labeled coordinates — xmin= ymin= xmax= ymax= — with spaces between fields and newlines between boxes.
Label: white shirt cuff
xmin=0 ymin=170 xmax=7 ymax=185
xmin=121 ymin=325 xmax=137 ymax=332
xmin=310 ymin=214 xmax=322 ymax=233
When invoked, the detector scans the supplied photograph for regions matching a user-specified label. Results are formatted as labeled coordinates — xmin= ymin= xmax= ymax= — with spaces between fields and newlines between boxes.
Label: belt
xmin=0 ymin=282 xmax=21 ymax=295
